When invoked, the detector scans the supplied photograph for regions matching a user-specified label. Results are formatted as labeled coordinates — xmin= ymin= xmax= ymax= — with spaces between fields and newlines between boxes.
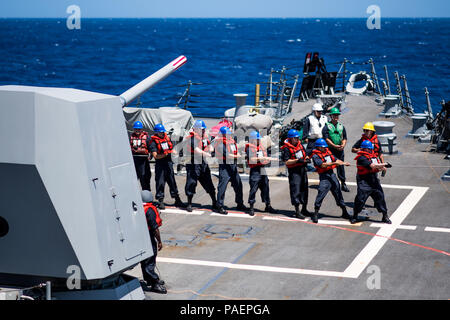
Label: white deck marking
xmin=424 ymin=226 xmax=450 ymax=233
xmin=263 ymin=215 xmax=363 ymax=226
xmin=161 ymin=208 xmax=205 ymax=215
xmin=158 ymin=183 xmax=430 ymax=280
xmin=157 ymin=257 xmax=347 ymax=278
xmin=343 ymin=186 xmax=429 ymax=278
xmin=263 ymin=216 xmax=310 ymax=222
xmin=370 ymin=223 xmax=417 ymax=230
xmin=210 ymin=212 xmax=255 ymax=219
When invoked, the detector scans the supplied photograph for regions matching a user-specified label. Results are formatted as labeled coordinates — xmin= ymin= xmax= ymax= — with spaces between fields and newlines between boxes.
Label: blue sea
xmin=0 ymin=18 xmax=448 ymax=117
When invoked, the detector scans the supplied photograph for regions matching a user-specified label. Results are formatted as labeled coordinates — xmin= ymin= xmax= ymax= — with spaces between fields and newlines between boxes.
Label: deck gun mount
xmin=0 ymin=56 xmax=187 ymax=300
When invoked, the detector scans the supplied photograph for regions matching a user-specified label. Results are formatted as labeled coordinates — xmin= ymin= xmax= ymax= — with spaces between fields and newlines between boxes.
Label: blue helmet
xmin=315 ymin=138 xmax=328 ymax=148
xmin=249 ymin=131 xmax=261 ymax=140
xmin=193 ymin=120 xmax=207 ymax=129
xmin=133 ymin=121 xmax=143 ymax=129
xmin=287 ymin=129 xmax=300 ymax=138
xmin=361 ymin=140 xmax=374 ymax=149
xmin=219 ymin=126 xmax=232 ymax=135
xmin=154 ymin=123 xmax=166 ymax=133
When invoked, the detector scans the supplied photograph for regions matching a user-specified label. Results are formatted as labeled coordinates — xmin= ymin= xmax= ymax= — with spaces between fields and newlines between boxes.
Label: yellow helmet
xmin=363 ymin=122 xmax=375 ymax=131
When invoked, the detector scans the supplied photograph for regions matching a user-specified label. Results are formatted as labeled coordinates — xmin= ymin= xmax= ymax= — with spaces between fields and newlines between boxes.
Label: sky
xmin=0 ymin=0 xmax=448 ymax=18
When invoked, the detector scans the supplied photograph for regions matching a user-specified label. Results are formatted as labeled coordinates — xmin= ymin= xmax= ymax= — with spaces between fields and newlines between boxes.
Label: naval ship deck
xmin=126 ymin=94 xmax=449 ymax=300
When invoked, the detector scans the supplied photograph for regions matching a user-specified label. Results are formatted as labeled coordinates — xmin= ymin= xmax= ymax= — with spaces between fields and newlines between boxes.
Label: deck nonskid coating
xmin=126 ymin=94 xmax=450 ymax=300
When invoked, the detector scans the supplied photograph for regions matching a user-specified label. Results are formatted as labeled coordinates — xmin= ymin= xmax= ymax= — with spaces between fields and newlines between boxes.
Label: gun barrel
xmin=120 ymin=55 xmax=187 ymax=107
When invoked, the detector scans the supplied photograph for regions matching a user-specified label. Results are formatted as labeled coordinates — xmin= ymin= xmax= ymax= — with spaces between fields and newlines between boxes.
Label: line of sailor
xmin=130 ymin=102 xmax=391 ymax=224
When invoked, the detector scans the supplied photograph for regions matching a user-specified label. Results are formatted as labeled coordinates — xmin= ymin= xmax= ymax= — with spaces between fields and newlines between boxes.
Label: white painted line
xmin=263 ymin=215 xmax=363 ymax=226
xmin=318 ymin=219 xmax=362 ymax=226
xmin=343 ymin=186 xmax=429 ymax=279
xmin=370 ymin=223 xmax=417 ymax=230
xmin=210 ymin=212 xmax=255 ymax=219
xmin=158 ymin=182 xmax=430 ymax=280
xmin=161 ymin=208 xmax=205 ymax=215
xmin=424 ymin=226 xmax=450 ymax=233
xmin=157 ymin=257 xmax=348 ymax=278
xmin=263 ymin=216 xmax=310 ymax=222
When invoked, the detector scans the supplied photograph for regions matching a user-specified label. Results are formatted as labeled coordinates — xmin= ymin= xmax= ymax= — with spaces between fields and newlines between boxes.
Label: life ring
xmin=345 ymin=71 xmax=373 ymax=95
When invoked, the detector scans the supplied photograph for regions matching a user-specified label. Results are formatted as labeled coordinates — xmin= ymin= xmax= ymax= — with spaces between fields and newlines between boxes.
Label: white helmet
xmin=312 ymin=103 xmax=323 ymax=111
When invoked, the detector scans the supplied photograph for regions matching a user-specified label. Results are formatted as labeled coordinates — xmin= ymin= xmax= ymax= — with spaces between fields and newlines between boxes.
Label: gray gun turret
xmin=0 ymin=56 xmax=187 ymax=299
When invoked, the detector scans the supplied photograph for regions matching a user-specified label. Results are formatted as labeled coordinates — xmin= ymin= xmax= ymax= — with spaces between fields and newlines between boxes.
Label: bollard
xmin=407 ymin=114 xmax=430 ymax=138
xmin=373 ymin=121 xmax=398 ymax=154
xmin=379 ymin=95 xmax=402 ymax=117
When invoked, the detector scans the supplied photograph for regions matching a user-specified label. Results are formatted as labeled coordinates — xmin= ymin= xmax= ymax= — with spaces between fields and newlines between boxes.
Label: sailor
xmin=140 ymin=190 xmax=167 ymax=294
xmin=351 ymin=140 xmax=391 ymax=224
xmin=214 ymin=126 xmax=246 ymax=215
xmin=311 ymin=138 xmax=351 ymax=223
xmin=303 ymin=102 xmax=328 ymax=156
xmin=322 ymin=107 xmax=350 ymax=192
xmin=281 ymin=129 xmax=310 ymax=219
xmin=149 ymin=123 xmax=185 ymax=209
xmin=245 ymin=130 xmax=277 ymax=216
xmin=184 ymin=120 xmax=218 ymax=212
xmin=352 ymin=122 xmax=385 ymax=164
xmin=130 ymin=121 xmax=152 ymax=191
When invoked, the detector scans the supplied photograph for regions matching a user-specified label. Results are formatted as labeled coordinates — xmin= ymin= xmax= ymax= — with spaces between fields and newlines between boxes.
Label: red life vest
xmin=361 ymin=134 xmax=381 ymax=156
xmin=312 ymin=148 xmax=337 ymax=174
xmin=130 ymin=131 xmax=149 ymax=155
xmin=281 ymin=139 xmax=307 ymax=168
xmin=143 ymin=202 xmax=162 ymax=228
xmin=245 ymin=143 xmax=269 ymax=168
xmin=186 ymin=131 xmax=211 ymax=154
xmin=151 ymin=133 xmax=173 ymax=155
xmin=214 ymin=136 xmax=238 ymax=162
xmin=355 ymin=150 xmax=380 ymax=175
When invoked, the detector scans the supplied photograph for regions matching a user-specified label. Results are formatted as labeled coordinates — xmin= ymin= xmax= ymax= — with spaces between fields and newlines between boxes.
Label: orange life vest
xmin=186 ymin=131 xmax=211 ymax=153
xmin=143 ymin=202 xmax=162 ymax=228
xmin=151 ymin=133 xmax=173 ymax=155
xmin=245 ymin=143 xmax=269 ymax=168
xmin=355 ymin=150 xmax=380 ymax=175
xmin=281 ymin=139 xmax=307 ymax=168
xmin=130 ymin=131 xmax=149 ymax=155
xmin=214 ymin=136 xmax=238 ymax=162
xmin=312 ymin=148 xmax=337 ymax=174
xmin=361 ymin=134 xmax=381 ymax=156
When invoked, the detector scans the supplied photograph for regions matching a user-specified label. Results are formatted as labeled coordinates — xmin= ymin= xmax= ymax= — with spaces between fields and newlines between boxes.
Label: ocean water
xmin=0 ymin=18 xmax=448 ymax=117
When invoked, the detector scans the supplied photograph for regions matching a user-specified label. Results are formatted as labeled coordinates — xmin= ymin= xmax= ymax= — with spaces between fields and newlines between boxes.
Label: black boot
xmin=217 ymin=206 xmax=228 ymax=215
xmin=186 ymin=195 xmax=193 ymax=212
xmin=341 ymin=181 xmax=350 ymax=192
xmin=341 ymin=206 xmax=350 ymax=219
xmin=312 ymin=208 xmax=319 ymax=223
xmin=236 ymin=203 xmax=247 ymax=211
xmin=265 ymin=204 xmax=277 ymax=214
xmin=248 ymin=204 xmax=255 ymax=216
xmin=210 ymin=192 xmax=219 ymax=212
xmin=158 ymin=199 xmax=165 ymax=210
xmin=294 ymin=205 xmax=306 ymax=220
xmin=301 ymin=205 xmax=310 ymax=217
xmin=150 ymin=282 xmax=167 ymax=294
xmin=350 ymin=211 xmax=359 ymax=224
xmin=174 ymin=195 xmax=186 ymax=208
xmin=381 ymin=212 xmax=392 ymax=224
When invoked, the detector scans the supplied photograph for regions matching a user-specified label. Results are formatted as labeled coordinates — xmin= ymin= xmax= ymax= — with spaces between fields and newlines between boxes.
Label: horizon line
xmin=1 ymin=16 xmax=449 ymax=19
